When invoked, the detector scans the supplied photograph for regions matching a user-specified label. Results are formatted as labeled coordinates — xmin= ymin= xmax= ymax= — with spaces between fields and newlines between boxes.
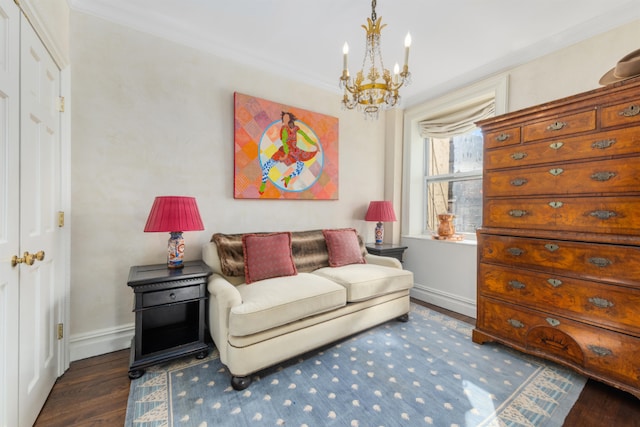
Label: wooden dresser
xmin=473 ymin=76 xmax=640 ymax=399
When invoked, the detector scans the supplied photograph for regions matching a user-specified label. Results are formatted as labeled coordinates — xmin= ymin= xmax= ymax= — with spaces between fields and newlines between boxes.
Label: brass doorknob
xmin=24 ymin=250 xmax=45 ymax=265
xmin=11 ymin=255 xmax=24 ymax=267
xmin=11 ymin=251 xmax=45 ymax=267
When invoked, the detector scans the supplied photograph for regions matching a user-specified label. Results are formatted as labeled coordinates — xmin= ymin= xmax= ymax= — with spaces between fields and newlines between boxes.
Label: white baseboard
xmin=410 ymin=283 xmax=477 ymax=319
xmin=69 ymin=323 xmax=134 ymax=362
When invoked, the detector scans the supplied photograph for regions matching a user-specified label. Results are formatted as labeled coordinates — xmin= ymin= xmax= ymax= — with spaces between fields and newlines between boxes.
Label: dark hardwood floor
xmin=35 ymin=300 xmax=640 ymax=426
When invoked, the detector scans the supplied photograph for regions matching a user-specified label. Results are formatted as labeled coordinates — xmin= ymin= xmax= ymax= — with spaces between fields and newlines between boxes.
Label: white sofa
xmin=202 ymin=229 xmax=414 ymax=390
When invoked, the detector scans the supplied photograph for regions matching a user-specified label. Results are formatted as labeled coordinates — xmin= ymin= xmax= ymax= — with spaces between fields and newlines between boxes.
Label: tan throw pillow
xmin=322 ymin=228 xmax=367 ymax=267
xmin=242 ymin=232 xmax=298 ymax=283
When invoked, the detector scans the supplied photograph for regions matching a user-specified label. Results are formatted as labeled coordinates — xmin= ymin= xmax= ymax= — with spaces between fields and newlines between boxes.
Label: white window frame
xmin=402 ymin=74 xmax=509 ymax=240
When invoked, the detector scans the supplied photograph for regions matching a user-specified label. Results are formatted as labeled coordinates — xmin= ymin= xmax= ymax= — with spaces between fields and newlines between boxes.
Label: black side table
xmin=366 ymin=243 xmax=408 ymax=263
xmin=127 ymin=260 xmax=212 ymax=379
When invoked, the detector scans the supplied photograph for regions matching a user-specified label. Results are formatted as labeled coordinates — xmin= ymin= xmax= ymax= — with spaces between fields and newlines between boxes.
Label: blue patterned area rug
xmin=125 ymin=304 xmax=586 ymax=427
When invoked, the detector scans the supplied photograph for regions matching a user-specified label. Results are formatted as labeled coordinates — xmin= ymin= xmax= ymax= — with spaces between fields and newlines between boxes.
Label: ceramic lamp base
xmin=374 ymin=222 xmax=384 ymax=244
xmin=167 ymin=231 xmax=185 ymax=269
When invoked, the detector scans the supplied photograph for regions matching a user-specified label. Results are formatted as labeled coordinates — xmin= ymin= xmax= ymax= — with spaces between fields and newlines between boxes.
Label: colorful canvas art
xmin=234 ymin=93 xmax=339 ymax=199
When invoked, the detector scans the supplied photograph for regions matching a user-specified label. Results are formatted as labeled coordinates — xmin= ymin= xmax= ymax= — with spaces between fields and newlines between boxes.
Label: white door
xmin=18 ymin=13 xmax=63 ymax=427
xmin=0 ymin=1 xmax=20 ymax=426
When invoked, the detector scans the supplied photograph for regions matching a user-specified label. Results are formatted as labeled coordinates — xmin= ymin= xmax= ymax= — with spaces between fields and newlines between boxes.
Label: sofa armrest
xmin=364 ymin=253 xmax=403 ymax=269
xmin=207 ymin=274 xmax=242 ymax=365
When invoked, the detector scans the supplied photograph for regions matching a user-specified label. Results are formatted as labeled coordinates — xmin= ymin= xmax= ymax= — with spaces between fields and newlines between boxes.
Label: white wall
xmin=403 ymin=19 xmax=640 ymax=319
xmin=69 ymin=11 xmax=387 ymax=360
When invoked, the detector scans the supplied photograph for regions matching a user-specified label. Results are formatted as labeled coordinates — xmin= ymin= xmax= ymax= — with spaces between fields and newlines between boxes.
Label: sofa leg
xmin=231 ymin=375 xmax=252 ymax=391
xmin=397 ymin=313 xmax=409 ymax=323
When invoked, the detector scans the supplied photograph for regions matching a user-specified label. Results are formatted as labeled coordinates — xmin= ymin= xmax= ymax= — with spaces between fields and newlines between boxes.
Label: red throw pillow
xmin=323 ymin=228 xmax=367 ymax=267
xmin=242 ymin=232 xmax=298 ymax=284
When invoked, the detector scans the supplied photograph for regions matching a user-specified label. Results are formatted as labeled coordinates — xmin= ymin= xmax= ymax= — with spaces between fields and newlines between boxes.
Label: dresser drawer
xmin=601 ymin=100 xmax=640 ymax=128
xmin=484 ymin=126 xmax=521 ymax=149
xmin=478 ymin=233 xmax=640 ymax=288
xmin=485 ymin=156 xmax=640 ymax=197
xmin=484 ymin=126 xmax=640 ymax=170
xmin=477 ymin=298 xmax=640 ymax=389
xmin=523 ymin=110 xmax=596 ymax=142
xmin=142 ymin=285 xmax=202 ymax=308
xmin=478 ymin=263 xmax=640 ymax=336
xmin=483 ymin=196 xmax=640 ymax=236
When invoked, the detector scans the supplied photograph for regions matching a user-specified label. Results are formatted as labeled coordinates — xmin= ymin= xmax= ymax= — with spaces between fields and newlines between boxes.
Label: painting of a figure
xmin=234 ymin=93 xmax=339 ymax=199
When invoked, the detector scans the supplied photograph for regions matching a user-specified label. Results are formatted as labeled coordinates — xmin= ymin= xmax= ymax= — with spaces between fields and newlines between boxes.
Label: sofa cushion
xmin=212 ymin=230 xmax=368 ymax=277
xmin=313 ymin=264 xmax=413 ymax=302
xmin=229 ymin=273 xmax=347 ymax=336
xmin=242 ymin=232 xmax=297 ymax=284
xmin=323 ymin=228 xmax=366 ymax=267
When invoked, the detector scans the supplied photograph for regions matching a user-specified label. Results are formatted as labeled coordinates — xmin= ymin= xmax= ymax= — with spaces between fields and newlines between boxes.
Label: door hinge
xmin=58 ymin=211 xmax=65 ymax=227
xmin=57 ymin=96 xmax=65 ymax=112
xmin=57 ymin=323 xmax=64 ymax=340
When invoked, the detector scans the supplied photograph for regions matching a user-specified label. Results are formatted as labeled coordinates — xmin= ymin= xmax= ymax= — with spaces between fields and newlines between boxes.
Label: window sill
xmin=402 ymin=234 xmax=478 ymax=246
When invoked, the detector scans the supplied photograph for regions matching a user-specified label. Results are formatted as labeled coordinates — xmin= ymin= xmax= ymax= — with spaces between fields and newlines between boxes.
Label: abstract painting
xmin=234 ymin=92 xmax=339 ymax=199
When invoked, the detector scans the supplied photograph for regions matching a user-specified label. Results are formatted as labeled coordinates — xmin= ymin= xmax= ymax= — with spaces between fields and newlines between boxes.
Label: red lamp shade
xmin=144 ymin=196 xmax=204 ymax=269
xmin=365 ymin=201 xmax=396 ymax=245
xmin=144 ymin=196 xmax=204 ymax=232
xmin=365 ymin=201 xmax=397 ymax=222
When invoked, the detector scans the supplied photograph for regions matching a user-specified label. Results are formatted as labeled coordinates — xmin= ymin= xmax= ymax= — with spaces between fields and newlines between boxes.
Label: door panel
xmin=18 ymin=13 xmax=61 ymax=427
xmin=0 ymin=1 xmax=20 ymax=426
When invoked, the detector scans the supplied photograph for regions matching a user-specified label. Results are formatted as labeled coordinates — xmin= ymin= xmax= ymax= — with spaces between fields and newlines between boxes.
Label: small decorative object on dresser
xmin=473 ymin=75 xmax=640 ymax=399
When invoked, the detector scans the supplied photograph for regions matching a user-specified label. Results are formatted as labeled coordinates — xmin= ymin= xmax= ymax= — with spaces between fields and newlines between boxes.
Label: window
xmin=425 ymin=128 xmax=483 ymax=235
xmin=402 ymin=74 xmax=508 ymax=239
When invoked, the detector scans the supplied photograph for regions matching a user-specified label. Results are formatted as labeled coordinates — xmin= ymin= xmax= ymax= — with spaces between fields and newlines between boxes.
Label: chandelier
xmin=340 ymin=0 xmax=411 ymax=120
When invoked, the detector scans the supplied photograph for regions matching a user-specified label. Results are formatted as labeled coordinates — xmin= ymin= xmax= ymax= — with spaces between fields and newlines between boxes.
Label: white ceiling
xmin=68 ymin=0 xmax=640 ymax=108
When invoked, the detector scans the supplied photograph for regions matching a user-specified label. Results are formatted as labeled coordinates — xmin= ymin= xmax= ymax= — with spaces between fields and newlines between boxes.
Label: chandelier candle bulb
xmin=404 ymin=33 xmax=411 ymax=67
xmin=343 ymin=42 xmax=349 ymax=72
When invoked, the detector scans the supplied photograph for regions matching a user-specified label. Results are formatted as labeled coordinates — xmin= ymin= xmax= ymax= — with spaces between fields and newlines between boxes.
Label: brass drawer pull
xmin=592 ymin=138 xmax=616 ymax=149
xmin=591 ymin=171 xmax=616 ymax=182
xmin=507 ymin=247 xmax=524 ymax=256
xmin=618 ymin=104 xmax=640 ymax=117
xmin=547 ymin=278 xmax=563 ymax=288
xmin=588 ymin=345 xmax=612 ymax=357
xmin=508 ymin=319 xmax=525 ymax=328
xmin=589 ymin=210 xmax=617 ymax=220
xmin=511 ymin=152 xmax=527 ymax=160
xmin=589 ymin=297 xmax=614 ymax=308
xmin=546 ymin=318 xmax=560 ymax=327
xmin=509 ymin=209 xmax=528 ymax=217
xmin=549 ymin=141 xmax=564 ymax=150
xmin=508 ymin=280 xmax=526 ymax=289
xmin=545 ymin=243 xmax=560 ymax=252
xmin=510 ymin=178 xmax=528 ymax=187
xmin=549 ymin=168 xmax=564 ymax=176
xmin=496 ymin=133 xmax=511 ymax=142
xmin=548 ymin=201 xmax=563 ymax=208
xmin=547 ymin=121 xmax=567 ymax=131
xmin=588 ymin=257 xmax=612 ymax=268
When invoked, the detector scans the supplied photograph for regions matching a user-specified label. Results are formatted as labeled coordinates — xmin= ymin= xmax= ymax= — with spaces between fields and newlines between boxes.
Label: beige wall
xmin=508 ymin=19 xmax=640 ymax=112
xmin=69 ymin=11 xmax=386 ymax=357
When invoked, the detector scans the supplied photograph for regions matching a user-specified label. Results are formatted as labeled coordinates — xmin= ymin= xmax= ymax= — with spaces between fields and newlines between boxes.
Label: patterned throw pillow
xmin=322 ymin=228 xmax=367 ymax=267
xmin=242 ymin=232 xmax=298 ymax=284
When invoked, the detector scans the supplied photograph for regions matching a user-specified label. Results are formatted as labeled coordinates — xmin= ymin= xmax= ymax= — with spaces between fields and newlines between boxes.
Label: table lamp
xmin=144 ymin=196 xmax=204 ymax=269
xmin=365 ymin=201 xmax=397 ymax=245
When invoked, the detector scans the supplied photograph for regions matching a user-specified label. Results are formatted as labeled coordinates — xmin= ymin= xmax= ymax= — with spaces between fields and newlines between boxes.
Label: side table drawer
xmin=142 ymin=285 xmax=201 ymax=308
